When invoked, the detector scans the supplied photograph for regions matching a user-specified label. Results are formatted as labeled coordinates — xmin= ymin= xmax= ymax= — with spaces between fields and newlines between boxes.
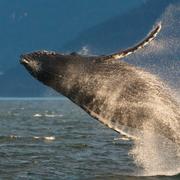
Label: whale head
xmin=20 ymin=50 xmax=87 ymax=95
xmin=21 ymin=51 xmax=64 ymax=81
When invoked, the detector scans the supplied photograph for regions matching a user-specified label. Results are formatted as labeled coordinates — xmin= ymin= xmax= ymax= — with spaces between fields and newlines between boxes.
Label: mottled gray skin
xmin=20 ymin=51 xmax=180 ymax=143
xmin=20 ymin=21 xmax=180 ymax=143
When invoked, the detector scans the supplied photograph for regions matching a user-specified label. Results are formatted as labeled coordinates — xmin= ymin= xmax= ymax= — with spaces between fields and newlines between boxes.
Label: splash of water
xmin=127 ymin=3 xmax=180 ymax=93
xmin=128 ymin=3 xmax=180 ymax=176
xmin=78 ymin=46 xmax=91 ymax=56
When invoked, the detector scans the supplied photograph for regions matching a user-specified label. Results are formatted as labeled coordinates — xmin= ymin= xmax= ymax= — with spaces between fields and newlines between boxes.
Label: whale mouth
xmin=20 ymin=54 xmax=42 ymax=76
xmin=20 ymin=54 xmax=33 ymax=65
xmin=20 ymin=54 xmax=31 ymax=67
xmin=20 ymin=58 xmax=30 ymax=65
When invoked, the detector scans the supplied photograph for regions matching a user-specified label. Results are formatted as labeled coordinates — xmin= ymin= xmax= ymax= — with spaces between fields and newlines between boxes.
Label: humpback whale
xmin=20 ymin=23 xmax=180 ymax=143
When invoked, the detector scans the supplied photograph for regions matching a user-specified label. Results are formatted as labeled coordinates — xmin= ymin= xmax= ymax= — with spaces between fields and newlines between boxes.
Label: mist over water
xmin=127 ymin=3 xmax=180 ymax=93
xmin=126 ymin=4 xmax=180 ymax=176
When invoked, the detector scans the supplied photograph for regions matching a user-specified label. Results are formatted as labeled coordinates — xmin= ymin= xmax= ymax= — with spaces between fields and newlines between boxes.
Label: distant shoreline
xmin=0 ymin=97 xmax=66 ymax=101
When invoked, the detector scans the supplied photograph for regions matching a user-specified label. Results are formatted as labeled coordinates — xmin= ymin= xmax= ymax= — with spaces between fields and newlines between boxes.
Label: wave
xmin=33 ymin=113 xmax=63 ymax=118
xmin=0 ymin=135 xmax=56 ymax=141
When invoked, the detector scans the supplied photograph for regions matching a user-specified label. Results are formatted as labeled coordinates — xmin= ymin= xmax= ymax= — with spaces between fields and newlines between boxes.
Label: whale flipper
xmin=98 ymin=22 xmax=161 ymax=61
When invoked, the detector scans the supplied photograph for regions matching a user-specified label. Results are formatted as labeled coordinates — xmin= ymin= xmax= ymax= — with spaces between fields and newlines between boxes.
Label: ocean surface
xmin=0 ymin=98 xmax=179 ymax=180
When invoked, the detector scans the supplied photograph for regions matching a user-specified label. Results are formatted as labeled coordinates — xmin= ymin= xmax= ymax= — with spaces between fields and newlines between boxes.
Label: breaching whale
xmin=20 ymin=23 xmax=180 ymax=143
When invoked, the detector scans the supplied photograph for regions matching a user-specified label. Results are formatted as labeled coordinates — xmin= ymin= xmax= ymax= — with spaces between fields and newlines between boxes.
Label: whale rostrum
xmin=20 ymin=23 xmax=180 ymax=143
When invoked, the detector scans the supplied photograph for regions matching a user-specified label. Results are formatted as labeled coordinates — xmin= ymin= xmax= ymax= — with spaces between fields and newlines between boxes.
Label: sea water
xmin=0 ymin=98 xmax=179 ymax=180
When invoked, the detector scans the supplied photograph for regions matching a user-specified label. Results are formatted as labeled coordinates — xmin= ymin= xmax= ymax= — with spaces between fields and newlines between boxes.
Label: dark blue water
xmin=0 ymin=98 xmax=179 ymax=179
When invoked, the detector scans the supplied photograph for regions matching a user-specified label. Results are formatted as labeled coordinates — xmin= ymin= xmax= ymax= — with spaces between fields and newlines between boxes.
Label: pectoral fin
xmin=98 ymin=22 xmax=162 ymax=62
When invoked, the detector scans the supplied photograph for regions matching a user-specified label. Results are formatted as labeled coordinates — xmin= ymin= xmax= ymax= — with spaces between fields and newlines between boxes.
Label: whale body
xmin=20 ymin=24 xmax=180 ymax=143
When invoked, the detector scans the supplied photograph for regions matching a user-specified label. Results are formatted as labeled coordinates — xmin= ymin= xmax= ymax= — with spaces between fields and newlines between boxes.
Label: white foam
xmin=44 ymin=136 xmax=55 ymax=141
xmin=33 ymin=136 xmax=40 ymax=139
xmin=33 ymin=113 xmax=42 ymax=117
xmin=45 ymin=114 xmax=63 ymax=118
xmin=10 ymin=135 xmax=19 ymax=138
xmin=78 ymin=46 xmax=90 ymax=56
xmin=33 ymin=136 xmax=55 ymax=141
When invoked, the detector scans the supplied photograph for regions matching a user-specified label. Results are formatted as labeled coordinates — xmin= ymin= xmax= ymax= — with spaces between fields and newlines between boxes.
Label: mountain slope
xmin=62 ymin=0 xmax=178 ymax=54
xmin=0 ymin=0 xmax=179 ymax=97
xmin=0 ymin=0 xmax=142 ymax=69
